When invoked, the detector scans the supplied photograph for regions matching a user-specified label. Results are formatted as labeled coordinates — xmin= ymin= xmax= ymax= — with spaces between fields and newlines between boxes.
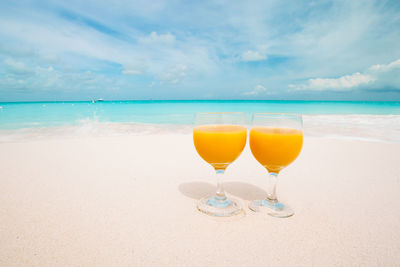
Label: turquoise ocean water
xmin=0 ymin=100 xmax=399 ymax=142
xmin=1 ymin=100 xmax=400 ymax=129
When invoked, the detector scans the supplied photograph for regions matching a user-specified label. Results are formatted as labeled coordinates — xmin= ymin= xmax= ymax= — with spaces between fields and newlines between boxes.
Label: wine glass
xmin=193 ymin=112 xmax=247 ymax=217
xmin=249 ymin=113 xmax=303 ymax=218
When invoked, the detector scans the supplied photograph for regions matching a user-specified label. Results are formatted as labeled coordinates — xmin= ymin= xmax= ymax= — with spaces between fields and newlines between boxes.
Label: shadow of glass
xmin=224 ymin=182 xmax=266 ymax=200
xmin=179 ymin=181 xmax=266 ymax=201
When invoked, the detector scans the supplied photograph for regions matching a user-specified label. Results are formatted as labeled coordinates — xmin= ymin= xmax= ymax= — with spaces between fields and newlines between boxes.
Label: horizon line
xmin=1 ymin=99 xmax=400 ymax=104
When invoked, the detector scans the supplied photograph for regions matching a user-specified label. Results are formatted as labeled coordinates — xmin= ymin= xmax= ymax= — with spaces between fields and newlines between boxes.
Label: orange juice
xmin=193 ymin=125 xmax=247 ymax=170
xmin=250 ymin=127 xmax=303 ymax=173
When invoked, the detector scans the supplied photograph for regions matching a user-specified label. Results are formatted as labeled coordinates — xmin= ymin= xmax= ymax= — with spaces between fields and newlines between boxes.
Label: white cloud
xmin=121 ymin=58 xmax=147 ymax=76
xmin=0 ymin=43 xmax=35 ymax=58
xmin=0 ymin=14 xmax=218 ymax=88
xmin=158 ymin=64 xmax=188 ymax=84
xmin=369 ymin=59 xmax=400 ymax=72
xmin=243 ymin=84 xmax=268 ymax=95
xmin=138 ymin=31 xmax=175 ymax=45
xmin=291 ymin=58 xmax=400 ymax=91
xmin=122 ymin=69 xmax=142 ymax=75
xmin=0 ymin=64 xmax=121 ymax=93
xmin=1 ymin=1 xmax=400 ymax=100
xmin=3 ymin=58 xmax=34 ymax=75
xmin=296 ymin=72 xmax=375 ymax=91
xmin=241 ymin=47 xmax=267 ymax=61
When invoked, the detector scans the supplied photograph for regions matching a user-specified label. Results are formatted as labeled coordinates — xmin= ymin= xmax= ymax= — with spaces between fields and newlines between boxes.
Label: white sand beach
xmin=2 ymin=0 xmax=400 ymax=264
xmin=1 ymin=133 xmax=400 ymax=266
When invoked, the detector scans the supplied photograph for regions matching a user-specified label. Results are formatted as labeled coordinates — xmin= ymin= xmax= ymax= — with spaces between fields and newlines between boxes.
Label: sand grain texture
xmin=0 ymin=135 xmax=400 ymax=266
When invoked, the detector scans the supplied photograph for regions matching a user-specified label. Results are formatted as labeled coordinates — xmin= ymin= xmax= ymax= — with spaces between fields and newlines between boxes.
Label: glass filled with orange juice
xmin=193 ymin=112 xmax=247 ymax=217
xmin=249 ymin=113 xmax=303 ymax=218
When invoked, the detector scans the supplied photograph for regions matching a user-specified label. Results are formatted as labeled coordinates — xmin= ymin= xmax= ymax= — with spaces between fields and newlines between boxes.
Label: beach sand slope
xmin=0 ymin=135 xmax=399 ymax=266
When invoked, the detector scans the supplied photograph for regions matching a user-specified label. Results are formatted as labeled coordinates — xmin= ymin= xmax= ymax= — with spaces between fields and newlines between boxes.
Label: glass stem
xmin=215 ymin=169 xmax=227 ymax=201
xmin=266 ymin=172 xmax=278 ymax=202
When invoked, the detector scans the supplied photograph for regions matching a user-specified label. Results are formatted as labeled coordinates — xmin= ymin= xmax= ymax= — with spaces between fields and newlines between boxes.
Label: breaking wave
xmin=0 ymin=114 xmax=399 ymax=143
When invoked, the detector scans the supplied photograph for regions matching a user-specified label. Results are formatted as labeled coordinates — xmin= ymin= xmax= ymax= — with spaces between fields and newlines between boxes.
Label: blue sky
xmin=1 ymin=0 xmax=400 ymax=101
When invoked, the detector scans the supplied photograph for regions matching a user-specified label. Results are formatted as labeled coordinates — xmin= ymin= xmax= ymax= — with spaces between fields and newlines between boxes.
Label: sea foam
xmin=0 ymin=114 xmax=399 ymax=143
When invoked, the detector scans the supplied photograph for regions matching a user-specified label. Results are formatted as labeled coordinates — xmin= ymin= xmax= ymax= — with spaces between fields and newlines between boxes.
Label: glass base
xmin=197 ymin=195 xmax=243 ymax=217
xmin=249 ymin=199 xmax=294 ymax=218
